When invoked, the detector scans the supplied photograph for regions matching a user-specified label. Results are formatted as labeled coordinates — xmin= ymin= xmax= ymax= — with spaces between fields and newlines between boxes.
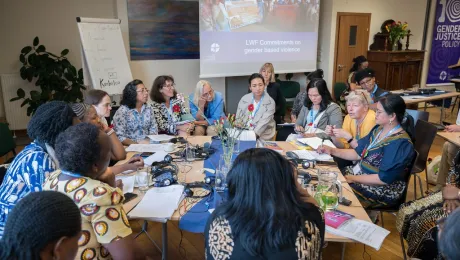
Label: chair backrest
xmin=413 ymin=120 xmax=437 ymax=168
xmin=0 ymin=123 xmax=15 ymax=157
xmin=333 ymin=82 xmax=347 ymax=102
xmin=279 ymin=81 xmax=300 ymax=99
xmin=405 ymin=109 xmax=429 ymax=127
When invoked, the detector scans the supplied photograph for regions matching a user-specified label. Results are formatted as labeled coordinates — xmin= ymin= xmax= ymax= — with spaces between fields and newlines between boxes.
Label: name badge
xmin=352 ymin=163 xmax=361 ymax=175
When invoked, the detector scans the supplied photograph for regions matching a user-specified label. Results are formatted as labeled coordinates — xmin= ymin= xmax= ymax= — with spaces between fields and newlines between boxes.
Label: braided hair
xmin=26 ymin=101 xmax=76 ymax=147
xmin=0 ymin=191 xmax=81 ymax=260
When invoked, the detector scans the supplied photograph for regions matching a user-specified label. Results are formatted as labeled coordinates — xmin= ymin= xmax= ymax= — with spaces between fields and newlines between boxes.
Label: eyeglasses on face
xmin=359 ymin=78 xmax=374 ymax=87
xmin=202 ymin=88 xmax=214 ymax=98
xmin=136 ymin=88 xmax=149 ymax=94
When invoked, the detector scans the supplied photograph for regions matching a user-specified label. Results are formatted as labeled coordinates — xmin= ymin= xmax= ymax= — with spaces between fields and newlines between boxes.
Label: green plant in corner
xmin=10 ymin=36 xmax=86 ymax=116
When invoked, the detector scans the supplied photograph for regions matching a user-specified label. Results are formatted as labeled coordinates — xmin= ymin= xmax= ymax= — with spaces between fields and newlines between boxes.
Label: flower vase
xmin=392 ymin=39 xmax=399 ymax=51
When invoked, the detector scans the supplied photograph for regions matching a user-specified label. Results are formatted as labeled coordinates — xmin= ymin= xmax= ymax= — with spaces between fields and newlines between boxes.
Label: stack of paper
xmin=292 ymin=150 xmax=333 ymax=161
xmin=143 ymin=151 xmax=169 ymax=165
xmin=326 ymin=219 xmax=390 ymax=250
xmin=147 ymin=135 xmax=174 ymax=143
xmin=125 ymin=144 xmax=165 ymax=152
xmin=128 ymin=185 xmax=185 ymax=221
xmin=297 ymin=137 xmax=336 ymax=149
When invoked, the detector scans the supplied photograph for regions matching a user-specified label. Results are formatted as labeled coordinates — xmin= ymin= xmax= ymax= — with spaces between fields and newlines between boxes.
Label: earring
xmin=389 ymin=119 xmax=393 ymax=125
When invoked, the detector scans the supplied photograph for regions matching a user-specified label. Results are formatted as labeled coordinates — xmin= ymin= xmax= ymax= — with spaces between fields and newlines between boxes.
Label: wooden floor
xmin=1 ymin=106 xmax=457 ymax=259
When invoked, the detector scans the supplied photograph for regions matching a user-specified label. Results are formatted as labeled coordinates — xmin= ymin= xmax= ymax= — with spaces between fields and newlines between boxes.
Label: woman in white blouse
xmin=236 ymin=73 xmax=276 ymax=140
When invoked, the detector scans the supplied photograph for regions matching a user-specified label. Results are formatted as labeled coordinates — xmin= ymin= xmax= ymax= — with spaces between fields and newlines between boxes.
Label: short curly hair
xmin=120 ymin=79 xmax=144 ymax=109
xmin=27 ymin=101 xmax=76 ymax=147
xmin=55 ymin=123 xmax=102 ymax=175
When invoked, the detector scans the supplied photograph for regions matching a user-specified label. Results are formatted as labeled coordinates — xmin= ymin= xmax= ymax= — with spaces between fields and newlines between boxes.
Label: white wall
xmin=319 ymin=0 xmax=429 ymax=86
xmin=115 ymin=0 xmax=226 ymax=101
xmin=0 ymin=0 xmax=116 ymax=118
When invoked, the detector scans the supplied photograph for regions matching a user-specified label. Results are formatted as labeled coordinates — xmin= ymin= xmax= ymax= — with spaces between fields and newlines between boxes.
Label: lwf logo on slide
xmin=211 ymin=43 xmax=220 ymax=53
xmin=440 ymin=71 xmax=448 ymax=80
xmin=438 ymin=0 xmax=460 ymax=23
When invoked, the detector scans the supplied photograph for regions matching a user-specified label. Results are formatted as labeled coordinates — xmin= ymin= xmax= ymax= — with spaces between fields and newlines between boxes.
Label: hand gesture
xmin=445 ymin=125 xmax=460 ymax=132
xmin=325 ymin=125 xmax=334 ymax=136
xmin=317 ymin=145 xmax=333 ymax=155
xmin=126 ymin=156 xmax=145 ymax=171
xmin=295 ymin=125 xmax=305 ymax=133
xmin=332 ymin=128 xmax=352 ymax=140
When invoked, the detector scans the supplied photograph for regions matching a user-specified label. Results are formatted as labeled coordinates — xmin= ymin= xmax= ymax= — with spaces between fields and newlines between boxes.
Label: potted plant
xmin=10 ymin=37 xmax=86 ymax=116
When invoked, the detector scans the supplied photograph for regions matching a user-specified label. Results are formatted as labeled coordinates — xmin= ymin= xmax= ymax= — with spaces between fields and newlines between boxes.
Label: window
xmin=349 ymin=26 xmax=357 ymax=46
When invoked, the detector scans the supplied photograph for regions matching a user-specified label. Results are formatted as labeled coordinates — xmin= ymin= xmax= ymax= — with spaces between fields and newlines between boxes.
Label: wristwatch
xmin=347 ymin=137 xmax=354 ymax=143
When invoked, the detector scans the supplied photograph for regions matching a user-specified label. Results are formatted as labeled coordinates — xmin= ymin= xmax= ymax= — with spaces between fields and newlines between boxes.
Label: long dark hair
xmin=304 ymin=78 xmax=333 ymax=112
xmin=120 ymin=79 xmax=143 ymax=109
xmin=349 ymin=55 xmax=367 ymax=73
xmin=379 ymin=94 xmax=414 ymax=139
xmin=150 ymin=75 xmax=177 ymax=103
xmin=214 ymin=148 xmax=315 ymax=256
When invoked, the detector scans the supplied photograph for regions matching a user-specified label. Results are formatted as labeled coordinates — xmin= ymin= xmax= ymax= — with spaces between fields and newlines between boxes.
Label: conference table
xmin=120 ymin=136 xmax=371 ymax=260
xmin=437 ymin=131 xmax=460 ymax=147
xmin=391 ymin=89 xmax=460 ymax=124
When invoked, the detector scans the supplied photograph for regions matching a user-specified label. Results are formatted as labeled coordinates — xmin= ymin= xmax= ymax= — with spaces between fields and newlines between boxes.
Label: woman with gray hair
xmin=189 ymin=80 xmax=225 ymax=136
xmin=325 ymin=91 xmax=376 ymax=169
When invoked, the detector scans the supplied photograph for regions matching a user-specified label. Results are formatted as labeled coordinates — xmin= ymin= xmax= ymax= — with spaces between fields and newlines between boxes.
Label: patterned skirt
xmin=343 ymin=166 xmax=405 ymax=209
xmin=396 ymin=192 xmax=446 ymax=260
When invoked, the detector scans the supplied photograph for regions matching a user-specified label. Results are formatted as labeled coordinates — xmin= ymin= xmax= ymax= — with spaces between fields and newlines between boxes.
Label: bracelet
xmin=347 ymin=137 xmax=354 ymax=143
xmin=107 ymin=129 xmax=115 ymax=136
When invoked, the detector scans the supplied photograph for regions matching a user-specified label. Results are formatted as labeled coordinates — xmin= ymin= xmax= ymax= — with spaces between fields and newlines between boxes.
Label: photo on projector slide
xmin=201 ymin=0 xmax=319 ymax=32
xmin=200 ymin=0 xmax=320 ymax=78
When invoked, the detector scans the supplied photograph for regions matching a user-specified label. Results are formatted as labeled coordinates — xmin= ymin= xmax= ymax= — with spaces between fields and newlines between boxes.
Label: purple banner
xmin=427 ymin=0 xmax=460 ymax=85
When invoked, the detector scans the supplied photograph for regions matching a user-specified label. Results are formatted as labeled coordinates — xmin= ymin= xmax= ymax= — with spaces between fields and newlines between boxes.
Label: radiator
xmin=0 ymin=73 xmax=36 ymax=130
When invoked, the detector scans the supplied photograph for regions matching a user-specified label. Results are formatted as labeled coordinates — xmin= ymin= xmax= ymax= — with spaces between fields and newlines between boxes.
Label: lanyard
xmin=370 ymin=84 xmax=378 ymax=103
xmin=361 ymin=124 xmax=401 ymax=158
xmin=61 ymin=170 xmax=83 ymax=178
xmin=251 ymin=93 xmax=265 ymax=118
xmin=307 ymin=109 xmax=318 ymax=126
xmin=133 ymin=106 xmax=145 ymax=136
xmin=355 ymin=118 xmax=364 ymax=140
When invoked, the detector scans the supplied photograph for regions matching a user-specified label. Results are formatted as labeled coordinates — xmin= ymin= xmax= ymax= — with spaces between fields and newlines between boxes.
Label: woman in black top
xmin=259 ymin=62 xmax=286 ymax=124
xmin=205 ymin=148 xmax=324 ymax=260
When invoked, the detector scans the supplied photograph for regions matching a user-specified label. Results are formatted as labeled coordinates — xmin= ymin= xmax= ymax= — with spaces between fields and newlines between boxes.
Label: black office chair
xmin=411 ymin=120 xmax=438 ymax=199
xmin=369 ymin=151 xmax=418 ymax=260
xmin=405 ymin=109 xmax=429 ymax=127
xmin=0 ymin=123 xmax=16 ymax=161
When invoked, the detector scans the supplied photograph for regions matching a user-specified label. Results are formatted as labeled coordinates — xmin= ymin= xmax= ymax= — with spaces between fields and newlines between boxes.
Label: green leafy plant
xmin=10 ymin=36 xmax=86 ymax=116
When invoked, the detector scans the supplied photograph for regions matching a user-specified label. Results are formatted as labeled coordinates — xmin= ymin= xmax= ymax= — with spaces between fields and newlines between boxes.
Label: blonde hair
xmin=259 ymin=63 xmax=275 ymax=83
xmin=193 ymin=80 xmax=212 ymax=106
xmin=345 ymin=90 xmax=371 ymax=108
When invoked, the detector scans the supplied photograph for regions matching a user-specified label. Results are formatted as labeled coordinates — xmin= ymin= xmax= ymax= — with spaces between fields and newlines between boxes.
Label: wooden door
xmin=333 ymin=13 xmax=371 ymax=87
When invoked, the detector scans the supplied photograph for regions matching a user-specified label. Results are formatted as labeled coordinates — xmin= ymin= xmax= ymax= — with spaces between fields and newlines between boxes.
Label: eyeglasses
xmin=202 ymin=88 xmax=214 ymax=98
xmin=359 ymin=78 xmax=374 ymax=87
xmin=136 ymin=88 xmax=149 ymax=94
xmin=163 ymin=83 xmax=176 ymax=90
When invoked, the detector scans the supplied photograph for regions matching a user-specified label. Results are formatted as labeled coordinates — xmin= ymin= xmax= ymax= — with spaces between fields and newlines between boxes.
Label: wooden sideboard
xmin=367 ymin=50 xmax=425 ymax=91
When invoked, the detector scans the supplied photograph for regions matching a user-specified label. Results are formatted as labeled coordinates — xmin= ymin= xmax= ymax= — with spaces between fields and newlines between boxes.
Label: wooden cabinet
xmin=367 ymin=50 xmax=425 ymax=91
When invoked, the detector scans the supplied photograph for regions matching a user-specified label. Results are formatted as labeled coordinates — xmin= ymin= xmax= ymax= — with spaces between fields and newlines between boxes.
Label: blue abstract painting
xmin=128 ymin=0 xmax=199 ymax=60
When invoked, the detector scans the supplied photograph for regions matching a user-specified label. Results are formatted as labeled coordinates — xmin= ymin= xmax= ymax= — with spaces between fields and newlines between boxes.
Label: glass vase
xmin=392 ymin=39 xmax=399 ymax=51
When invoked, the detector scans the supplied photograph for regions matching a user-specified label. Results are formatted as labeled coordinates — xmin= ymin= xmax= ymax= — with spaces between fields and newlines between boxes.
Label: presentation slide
xmin=199 ymin=0 xmax=320 ymax=78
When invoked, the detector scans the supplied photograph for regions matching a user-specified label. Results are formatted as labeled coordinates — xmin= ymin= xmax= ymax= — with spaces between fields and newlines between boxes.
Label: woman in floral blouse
xmin=113 ymin=79 xmax=158 ymax=145
xmin=150 ymin=75 xmax=193 ymax=136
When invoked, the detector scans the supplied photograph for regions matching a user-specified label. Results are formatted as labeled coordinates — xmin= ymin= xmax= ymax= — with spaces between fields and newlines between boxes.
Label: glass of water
xmin=136 ymin=167 xmax=150 ymax=192
xmin=231 ymin=137 xmax=240 ymax=154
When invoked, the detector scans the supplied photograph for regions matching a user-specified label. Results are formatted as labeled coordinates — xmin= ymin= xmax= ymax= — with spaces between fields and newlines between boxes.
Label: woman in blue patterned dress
xmin=318 ymin=94 xmax=415 ymax=208
xmin=0 ymin=101 xmax=78 ymax=237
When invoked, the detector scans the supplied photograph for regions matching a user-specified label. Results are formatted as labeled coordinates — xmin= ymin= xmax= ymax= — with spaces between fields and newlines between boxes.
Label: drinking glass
xmin=136 ymin=167 xmax=150 ymax=192
xmin=231 ymin=137 xmax=240 ymax=154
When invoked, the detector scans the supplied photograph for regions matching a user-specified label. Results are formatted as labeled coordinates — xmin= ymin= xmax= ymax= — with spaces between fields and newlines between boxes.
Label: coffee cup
xmin=164 ymin=143 xmax=175 ymax=152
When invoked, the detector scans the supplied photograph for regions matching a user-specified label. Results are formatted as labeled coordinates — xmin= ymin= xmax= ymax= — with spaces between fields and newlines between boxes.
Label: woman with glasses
xmin=113 ymin=79 xmax=158 ymax=145
xmin=150 ymin=75 xmax=193 ymax=136
xmin=189 ymin=80 xmax=225 ymax=136
xmin=294 ymin=79 xmax=342 ymax=136
xmin=354 ymin=68 xmax=388 ymax=110
xmin=318 ymin=94 xmax=415 ymax=209
xmin=397 ymin=150 xmax=460 ymax=260
xmin=324 ymin=91 xmax=376 ymax=168
xmin=339 ymin=56 xmax=369 ymax=114
xmin=290 ymin=69 xmax=324 ymax=123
